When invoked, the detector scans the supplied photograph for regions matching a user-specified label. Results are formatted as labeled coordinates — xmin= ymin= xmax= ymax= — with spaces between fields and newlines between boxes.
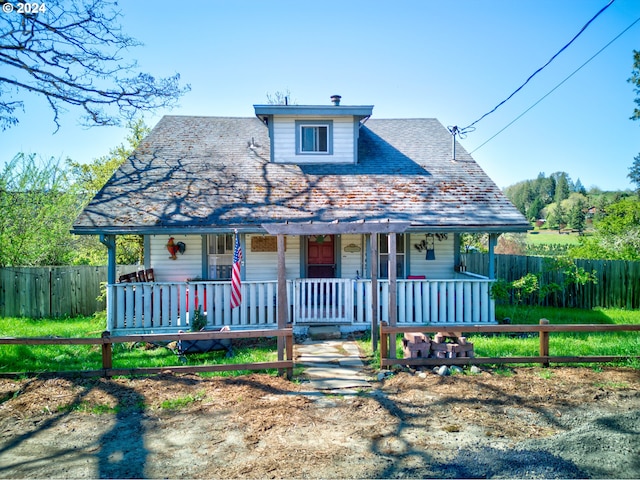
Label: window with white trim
xmin=296 ymin=120 xmax=333 ymax=155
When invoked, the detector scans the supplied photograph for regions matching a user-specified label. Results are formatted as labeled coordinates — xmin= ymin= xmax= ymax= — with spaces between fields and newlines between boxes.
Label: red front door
xmin=307 ymin=235 xmax=335 ymax=278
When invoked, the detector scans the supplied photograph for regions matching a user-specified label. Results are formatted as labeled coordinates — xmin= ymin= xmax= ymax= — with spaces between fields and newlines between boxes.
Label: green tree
xmin=68 ymin=119 xmax=150 ymax=265
xmin=0 ymin=154 xmax=80 ymax=266
xmin=491 ymin=256 xmax=596 ymax=316
xmin=629 ymin=49 xmax=640 ymax=121
xmin=552 ymin=172 xmax=571 ymax=205
xmin=629 ymin=153 xmax=640 ymax=196
xmin=526 ymin=197 xmax=545 ymax=222
xmin=570 ymin=197 xmax=640 ymax=260
xmin=567 ymin=202 xmax=586 ymax=232
xmin=69 ymin=119 xmax=149 ymax=198
xmin=546 ymin=203 xmax=566 ymax=231
xmin=459 ymin=233 xmax=488 ymax=253
xmin=629 ymin=51 xmax=640 ymax=196
xmin=537 ymin=173 xmax=555 ymax=204
xmin=0 ymin=0 xmax=189 ymax=130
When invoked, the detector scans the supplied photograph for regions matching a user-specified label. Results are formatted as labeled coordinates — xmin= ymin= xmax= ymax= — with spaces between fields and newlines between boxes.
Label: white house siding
xmin=407 ymin=233 xmax=455 ymax=279
xmin=339 ymin=234 xmax=364 ymax=279
xmin=145 ymin=233 xmax=455 ymax=283
xmin=272 ymin=116 xmax=355 ymax=164
xmin=148 ymin=234 xmax=203 ymax=282
xmin=245 ymin=234 xmax=300 ymax=280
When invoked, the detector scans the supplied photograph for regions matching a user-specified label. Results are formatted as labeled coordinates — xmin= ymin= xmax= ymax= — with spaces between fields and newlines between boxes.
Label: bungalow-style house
xmin=72 ymin=96 xmax=530 ymax=335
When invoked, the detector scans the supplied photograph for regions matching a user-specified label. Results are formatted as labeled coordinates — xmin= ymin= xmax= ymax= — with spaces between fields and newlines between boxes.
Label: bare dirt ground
xmin=0 ymin=365 xmax=639 ymax=479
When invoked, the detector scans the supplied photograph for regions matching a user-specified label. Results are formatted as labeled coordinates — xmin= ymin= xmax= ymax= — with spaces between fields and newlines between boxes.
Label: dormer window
xmin=254 ymin=102 xmax=373 ymax=164
xmin=301 ymin=125 xmax=327 ymax=152
xmin=296 ymin=120 xmax=333 ymax=155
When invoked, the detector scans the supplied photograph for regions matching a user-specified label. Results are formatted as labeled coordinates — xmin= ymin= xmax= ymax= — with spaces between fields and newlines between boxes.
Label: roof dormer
xmin=254 ymin=96 xmax=373 ymax=165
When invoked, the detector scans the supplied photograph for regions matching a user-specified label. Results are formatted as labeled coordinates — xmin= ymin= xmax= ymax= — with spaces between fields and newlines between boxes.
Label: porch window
xmin=296 ymin=120 xmax=333 ymax=154
xmin=208 ymin=234 xmax=234 ymax=279
xmin=378 ymin=234 xmax=405 ymax=279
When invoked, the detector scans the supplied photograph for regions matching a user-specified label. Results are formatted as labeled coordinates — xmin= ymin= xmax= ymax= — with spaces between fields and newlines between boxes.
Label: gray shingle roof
xmin=72 ymin=115 xmax=530 ymax=234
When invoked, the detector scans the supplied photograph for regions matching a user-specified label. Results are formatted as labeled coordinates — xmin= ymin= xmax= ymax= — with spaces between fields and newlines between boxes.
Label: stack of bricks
xmin=402 ymin=332 xmax=431 ymax=359
xmin=402 ymin=331 xmax=474 ymax=360
xmin=431 ymin=331 xmax=474 ymax=359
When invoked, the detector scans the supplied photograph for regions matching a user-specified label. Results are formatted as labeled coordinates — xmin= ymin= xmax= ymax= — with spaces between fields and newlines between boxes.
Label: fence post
xmin=285 ymin=323 xmax=293 ymax=380
xmin=380 ymin=321 xmax=388 ymax=365
xmin=101 ymin=330 xmax=112 ymax=376
xmin=539 ymin=319 xmax=550 ymax=368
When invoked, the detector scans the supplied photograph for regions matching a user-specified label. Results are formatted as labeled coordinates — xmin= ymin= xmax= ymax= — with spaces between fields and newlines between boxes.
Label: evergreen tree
xmin=552 ymin=172 xmax=571 ymax=205
xmin=629 ymin=153 xmax=640 ymax=196
xmin=568 ymin=202 xmax=586 ymax=232
xmin=537 ymin=173 xmax=555 ymax=204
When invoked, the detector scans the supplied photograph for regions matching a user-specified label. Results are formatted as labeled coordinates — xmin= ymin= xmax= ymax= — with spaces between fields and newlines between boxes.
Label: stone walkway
xmin=295 ymin=339 xmax=371 ymax=392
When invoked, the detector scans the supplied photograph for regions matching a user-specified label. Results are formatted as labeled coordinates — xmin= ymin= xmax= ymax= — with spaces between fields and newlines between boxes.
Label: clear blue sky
xmin=2 ymin=0 xmax=639 ymax=191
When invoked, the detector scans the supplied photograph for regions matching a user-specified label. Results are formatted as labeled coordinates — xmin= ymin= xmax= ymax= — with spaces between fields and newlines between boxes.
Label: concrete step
xmin=307 ymin=325 xmax=341 ymax=340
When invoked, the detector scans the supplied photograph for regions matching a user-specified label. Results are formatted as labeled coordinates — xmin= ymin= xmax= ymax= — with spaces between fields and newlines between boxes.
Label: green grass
xmin=0 ymin=315 xmax=278 ymax=376
xmin=0 ymin=314 xmax=106 ymax=373
xmin=0 ymin=314 xmax=106 ymax=337
xmin=160 ymin=390 xmax=206 ymax=410
xmin=381 ymin=306 xmax=639 ymax=368
xmin=2 ymin=307 xmax=639 ymax=375
xmin=474 ymin=306 xmax=640 ymax=364
xmin=526 ymin=230 xmax=580 ymax=246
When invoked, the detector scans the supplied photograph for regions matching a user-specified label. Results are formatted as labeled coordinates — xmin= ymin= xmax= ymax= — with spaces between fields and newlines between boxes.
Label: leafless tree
xmin=0 ymin=0 xmax=190 ymax=131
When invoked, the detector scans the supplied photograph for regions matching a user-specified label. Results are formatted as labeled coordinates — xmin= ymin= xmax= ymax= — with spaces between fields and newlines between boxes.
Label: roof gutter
xmin=72 ymin=222 xmax=531 ymax=236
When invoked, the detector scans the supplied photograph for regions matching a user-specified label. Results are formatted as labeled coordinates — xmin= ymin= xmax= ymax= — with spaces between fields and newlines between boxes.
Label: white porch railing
xmin=106 ymin=281 xmax=289 ymax=334
xmin=107 ymin=277 xmax=495 ymax=334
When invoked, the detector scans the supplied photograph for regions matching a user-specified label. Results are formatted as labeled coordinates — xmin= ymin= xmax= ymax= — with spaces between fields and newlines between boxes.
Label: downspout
xmin=100 ymin=234 xmax=116 ymax=332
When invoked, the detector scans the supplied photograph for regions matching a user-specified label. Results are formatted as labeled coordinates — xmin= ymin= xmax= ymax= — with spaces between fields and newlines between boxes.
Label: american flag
xmin=230 ymin=231 xmax=242 ymax=309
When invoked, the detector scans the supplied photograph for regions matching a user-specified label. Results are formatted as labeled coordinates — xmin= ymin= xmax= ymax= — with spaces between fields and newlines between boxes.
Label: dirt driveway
xmin=0 ymin=366 xmax=639 ymax=479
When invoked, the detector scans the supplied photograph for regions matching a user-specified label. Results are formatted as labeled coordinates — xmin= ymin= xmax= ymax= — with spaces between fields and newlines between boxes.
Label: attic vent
xmin=330 ymin=95 xmax=341 ymax=106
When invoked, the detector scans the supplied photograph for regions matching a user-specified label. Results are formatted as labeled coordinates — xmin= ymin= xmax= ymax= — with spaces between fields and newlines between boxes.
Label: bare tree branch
xmin=0 ymin=0 xmax=190 ymax=131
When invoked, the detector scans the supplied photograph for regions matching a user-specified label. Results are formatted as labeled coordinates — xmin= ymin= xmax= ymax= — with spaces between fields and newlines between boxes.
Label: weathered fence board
xmin=0 ymin=266 xmax=136 ymax=318
xmin=467 ymin=254 xmax=640 ymax=309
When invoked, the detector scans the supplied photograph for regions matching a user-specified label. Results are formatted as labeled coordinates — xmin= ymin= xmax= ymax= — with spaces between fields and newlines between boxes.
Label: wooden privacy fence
xmin=0 ymin=265 xmax=136 ymax=318
xmin=379 ymin=321 xmax=640 ymax=368
xmin=0 ymin=328 xmax=294 ymax=379
xmin=466 ymin=254 xmax=640 ymax=309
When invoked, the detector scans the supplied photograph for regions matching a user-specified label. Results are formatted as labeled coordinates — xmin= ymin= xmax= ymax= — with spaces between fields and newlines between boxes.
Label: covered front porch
xmin=106 ymin=274 xmax=496 ymax=335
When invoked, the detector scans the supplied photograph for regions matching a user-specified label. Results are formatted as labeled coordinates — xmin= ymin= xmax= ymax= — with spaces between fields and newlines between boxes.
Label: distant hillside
xmin=503 ymin=171 xmax=634 ymax=231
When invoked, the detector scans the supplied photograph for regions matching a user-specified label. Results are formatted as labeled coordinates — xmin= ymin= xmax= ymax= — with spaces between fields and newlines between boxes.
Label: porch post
xmin=488 ymin=233 xmax=498 ymax=279
xmin=100 ymin=234 xmax=116 ymax=332
xmin=388 ymin=233 xmax=397 ymax=358
xmin=370 ymin=233 xmax=379 ymax=351
xmin=276 ymin=233 xmax=287 ymax=362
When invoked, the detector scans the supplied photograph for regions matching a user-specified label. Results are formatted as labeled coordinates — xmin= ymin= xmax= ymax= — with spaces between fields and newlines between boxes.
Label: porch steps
xmin=296 ymin=340 xmax=370 ymax=391
xmin=307 ymin=325 xmax=341 ymax=340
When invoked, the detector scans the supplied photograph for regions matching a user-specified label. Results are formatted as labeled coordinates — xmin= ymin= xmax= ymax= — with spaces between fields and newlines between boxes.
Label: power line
xmin=470 ymin=14 xmax=640 ymax=155
xmin=461 ymin=0 xmax=616 ymax=133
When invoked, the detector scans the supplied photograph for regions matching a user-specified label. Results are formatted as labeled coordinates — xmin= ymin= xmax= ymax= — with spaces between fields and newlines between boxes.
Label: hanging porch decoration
xmin=166 ymin=237 xmax=186 ymax=260
xmin=425 ymin=234 xmax=436 ymax=260
xmin=413 ymin=233 xmax=447 ymax=261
